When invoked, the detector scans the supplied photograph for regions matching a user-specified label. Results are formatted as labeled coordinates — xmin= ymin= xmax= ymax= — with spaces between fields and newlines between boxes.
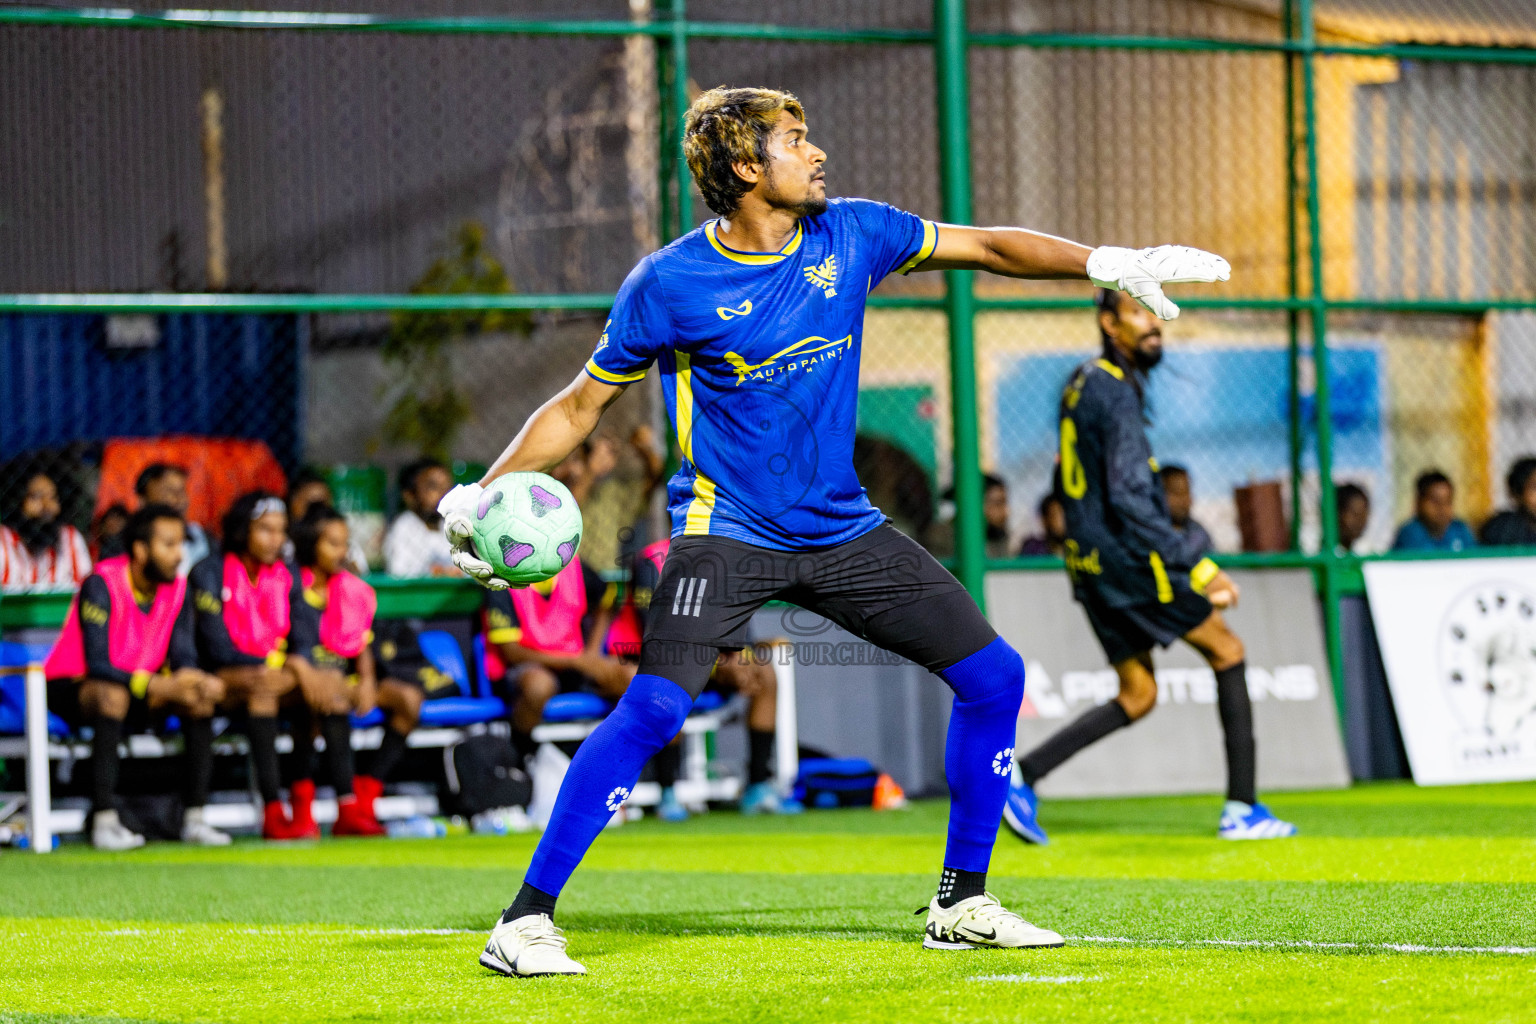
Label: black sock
xmin=936 ymin=866 xmax=987 ymax=909
xmin=1215 ymin=662 xmax=1257 ymax=806
xmin=510 ymin=728 xmax=537 ymax=766
xmin=182 ymin=717 xmax=213 ymax=809
xmin=1018 ymin=700 xmax=1133 ymax=786
xmin=503 ymin=882 xmax=558 ymax=923
xmin=247 ymin=715 xmax=282 ymax=803
xmin=90 ymin=716 xmax=123 ymax=814
xmin=287 ymin=711 xmax=316 ymax=787
xmin=655 ymin=743 xmax=681 ymax=789
xmin=372 ymin=725 xmax=409 ymax=783
xmin=747 ymin=729 xmax=774 ymax=785
xmin=321 ymin=714 xmax=355 ymax=798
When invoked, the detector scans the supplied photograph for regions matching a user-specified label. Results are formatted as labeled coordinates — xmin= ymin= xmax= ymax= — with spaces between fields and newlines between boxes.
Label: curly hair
xmin=683 ymin=86 xmax=806 ymax=217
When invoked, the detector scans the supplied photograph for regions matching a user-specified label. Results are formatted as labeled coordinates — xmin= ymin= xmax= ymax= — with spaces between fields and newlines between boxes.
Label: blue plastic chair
xmin=411 ymin=629 xmax=506 ymax=726
xmin=0 ymin=641 xmax=71 ymax=736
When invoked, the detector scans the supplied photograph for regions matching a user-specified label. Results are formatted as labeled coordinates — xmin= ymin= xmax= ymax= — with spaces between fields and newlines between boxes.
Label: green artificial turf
xmin=2 ymin=783 xmax=1534 ymax=1023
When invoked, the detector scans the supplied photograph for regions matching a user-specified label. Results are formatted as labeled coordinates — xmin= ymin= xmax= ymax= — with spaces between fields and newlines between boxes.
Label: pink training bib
xmin=44 ymin=555 xmax=187 ymax=680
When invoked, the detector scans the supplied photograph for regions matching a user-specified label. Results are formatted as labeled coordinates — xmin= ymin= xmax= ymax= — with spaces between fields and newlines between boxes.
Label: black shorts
xmin=639 ymin=522 xmax=997 ymax=686
xmin=46 ymin=677 xmax=153 ymax=733
xmin=372 ymin=621 xmax=456 ymax=697
xmin=1079 ymin=588 xmax=1213 ymax=665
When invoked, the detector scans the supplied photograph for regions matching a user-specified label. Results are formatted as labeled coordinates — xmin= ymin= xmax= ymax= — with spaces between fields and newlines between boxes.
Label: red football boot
xmin=353 ymin=774 xmax=384 ymax=817
xmin=332 ymin=793 xmax=387 ymax=837
xmin=262 ymin=799 xmax=301 ymax=841
xmin=287 ymin=779 xmax=322 ymax=839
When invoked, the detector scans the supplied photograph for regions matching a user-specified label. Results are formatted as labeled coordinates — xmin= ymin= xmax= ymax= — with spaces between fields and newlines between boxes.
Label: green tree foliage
xmin=381 ymin=222 xmax=533 ymax=461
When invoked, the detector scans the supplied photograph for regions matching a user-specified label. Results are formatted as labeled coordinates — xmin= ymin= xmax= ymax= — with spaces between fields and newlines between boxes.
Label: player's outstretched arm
xmin=437 ymin=371 xmax=628 ymax=588
xmin=918 ymin=224 xmax=1229 ymax=320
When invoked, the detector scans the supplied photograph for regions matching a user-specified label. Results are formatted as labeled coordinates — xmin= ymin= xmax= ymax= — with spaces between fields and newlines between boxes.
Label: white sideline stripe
xmin=38 ymin=927 xmax=1536 ymax=956
xmin=970 ymin=974 xmax=1101 ymax=984
xmin=1069 ymin=935 xmax=1536 ymax=956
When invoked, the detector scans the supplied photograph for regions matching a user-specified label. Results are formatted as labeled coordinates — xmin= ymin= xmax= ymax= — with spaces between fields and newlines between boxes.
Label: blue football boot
xmin=1218 ymin=801 xmax=1298 ymax=840
xmin=657 ymin=787 xmax=690 ymax=823
xmin=1002 ymin=763 xmax=1049 ymax=845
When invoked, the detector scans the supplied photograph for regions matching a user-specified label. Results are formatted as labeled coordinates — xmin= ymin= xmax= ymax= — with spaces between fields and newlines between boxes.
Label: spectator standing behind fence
xmin=135 ymin=463 xmax=210 ymax=574
xmin=1335 ymin=483 xmax=1371 ymax=554
xmin=189 ymin=492 xmax=303 ymax=840
xmin=1 ymin=468 xmax=92 ymax=589
xmin=1018 ymin=493 xmax=1067 ymax=557
xmin=929 ymin=473 xmax=1013 ymax=560
xmin=286 ymin=504 xmax=389 ymax=838
xmin=44 ymin=505 xmax=230 ymax=850
xmin=1392 ymin=470 xmax=1476 ymax=553
xmin=578 ymin=427 xmax=668 ymax=572
xmin=383 ymin=458 xmax=460 ymax=577
xmin=1160 ymin=464 xmax=1213 ymax=561
xmin=285 ymin=467 xmax=370 ymax=574
xmin=1480 ymin=456 xmax=1536 ymax=547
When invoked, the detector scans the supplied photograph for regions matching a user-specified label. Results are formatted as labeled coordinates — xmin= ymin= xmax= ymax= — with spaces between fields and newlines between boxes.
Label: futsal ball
xmin=469 ymin=472 xmax=583 ymax=585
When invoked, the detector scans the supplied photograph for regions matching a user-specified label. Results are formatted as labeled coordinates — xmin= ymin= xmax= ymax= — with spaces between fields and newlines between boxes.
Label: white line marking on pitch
xmin=1070 ymin=935 xmax=1536 ymax=956
xmin=970 ymin=974 xmax=1101 ymax=984
xmin=63 ymin=926 xmax=1536 ymax=957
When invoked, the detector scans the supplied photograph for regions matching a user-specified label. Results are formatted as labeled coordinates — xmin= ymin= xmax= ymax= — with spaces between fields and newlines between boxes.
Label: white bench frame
xmin=4 ymin=643 xmax=798 ymax=849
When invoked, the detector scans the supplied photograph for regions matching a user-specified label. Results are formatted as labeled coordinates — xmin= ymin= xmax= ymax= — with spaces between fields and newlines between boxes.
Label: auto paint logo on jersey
xmin=803 ymin=254 xmax=837 ymax=296
xmin=722 ymin=334 xmax=854 ymax=385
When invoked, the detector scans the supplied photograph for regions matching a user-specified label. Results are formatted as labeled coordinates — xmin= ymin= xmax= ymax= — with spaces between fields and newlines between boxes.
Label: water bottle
xmin=386 ymin=815 xmax=445 ymax=839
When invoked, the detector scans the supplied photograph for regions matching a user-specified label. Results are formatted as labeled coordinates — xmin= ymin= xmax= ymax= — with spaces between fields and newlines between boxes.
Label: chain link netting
xmin=5 ymin=4 xmax=1536 ymax=593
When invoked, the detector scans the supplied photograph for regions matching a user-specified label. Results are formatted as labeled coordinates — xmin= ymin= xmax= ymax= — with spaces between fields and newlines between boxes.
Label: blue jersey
xmin=585 ymin=198 xmax=937 ymax=550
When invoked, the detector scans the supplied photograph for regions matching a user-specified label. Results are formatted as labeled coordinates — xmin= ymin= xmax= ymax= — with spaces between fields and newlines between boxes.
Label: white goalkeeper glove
xmin=1086 ymin=245 xmax=1230 ymax=320
xmin=438 ymin=483 xmax=510 ymax=590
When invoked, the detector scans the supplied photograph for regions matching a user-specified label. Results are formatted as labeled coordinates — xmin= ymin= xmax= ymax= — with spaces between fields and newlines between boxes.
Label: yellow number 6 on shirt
xmin=1060 ymin=418 xmax=1087 ymax=500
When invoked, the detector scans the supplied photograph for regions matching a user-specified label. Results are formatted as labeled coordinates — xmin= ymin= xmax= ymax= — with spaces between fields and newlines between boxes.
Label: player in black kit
xmin=1003 ymin=288 xmax=1298 ymax=843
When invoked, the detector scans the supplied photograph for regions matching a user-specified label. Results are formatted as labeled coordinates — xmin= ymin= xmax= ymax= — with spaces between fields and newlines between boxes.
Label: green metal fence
xmin=6 ymin=0 xmax=1536 ymax=714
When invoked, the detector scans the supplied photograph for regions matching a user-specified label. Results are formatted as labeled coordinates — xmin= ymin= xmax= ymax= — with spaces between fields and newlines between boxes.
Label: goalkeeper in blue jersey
xmin=436 ymin=86 xmax=1229 ymax=976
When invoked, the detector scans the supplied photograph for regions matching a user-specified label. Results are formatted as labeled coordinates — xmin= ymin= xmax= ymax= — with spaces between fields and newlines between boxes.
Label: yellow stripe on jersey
xmin=584 ymin=358 xmax=647 ymax=384
xmin=1190 ymin=557 xmax=1221 ymax=595
xmin=684 ymin=470 xmax=717 ymax=535
xmin=1093 ymin=358 xmax=1125 ymax=380
xmin=896 ymin=220 xmax=939 ymax=275
xmin=674 ymin=349 xmax=716 ymax=534
xmin=1149 ymin=552 xmax=1174 ymax=604
xmin=705 ymin=221 xmax=803 ymax=264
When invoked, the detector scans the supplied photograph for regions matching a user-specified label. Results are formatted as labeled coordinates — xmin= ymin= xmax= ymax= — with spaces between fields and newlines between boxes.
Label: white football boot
xmin=920 ymin=892 xmax=1064 ymax=950
xmin=91 ymin=809 xmax=146 ymax=852
xmin=181 ymin=806 xmax=232 ymax=846
xmin=480 ymin=914 xmax=587 ymax=977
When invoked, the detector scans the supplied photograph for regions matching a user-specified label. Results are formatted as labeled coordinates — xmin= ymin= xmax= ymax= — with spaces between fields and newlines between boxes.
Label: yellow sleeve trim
xmin=1149 ymin=552 xmax=1174 ymax=604
xmin=895 ymin=220 xmax=939 ymax=275
xmin=265 ymin=650 xmax=287 ymax=669
xmin=584 ymin=358 xmax=648 ymax=385
xmin=488 ymin=627 xmax=522 ymax=645
xmin=1094 ymin=357 xmax=1125 ymax=380
xmin=1190 ymin=557 xmax=1221 ymax=595
xmin=129 ymin=670 xmax=152 ymax=700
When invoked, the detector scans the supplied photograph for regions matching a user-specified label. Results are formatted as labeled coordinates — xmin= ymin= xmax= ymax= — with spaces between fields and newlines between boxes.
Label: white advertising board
xmin=1363 ymin=558 xmax=1536 ymax=785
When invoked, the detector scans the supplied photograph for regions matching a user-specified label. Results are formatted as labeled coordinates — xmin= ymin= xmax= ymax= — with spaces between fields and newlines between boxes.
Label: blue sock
xmin=524 ymin=674 xmax=691 ymax=895
xmin=937 ymin=637 xmax=1026 ymax=873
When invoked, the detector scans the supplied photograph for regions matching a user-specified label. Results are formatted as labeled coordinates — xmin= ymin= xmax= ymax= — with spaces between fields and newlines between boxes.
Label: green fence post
xmin=1298 ymin=0 xmax=1348 ymax=724
xmin=1283 ymin=0 xmax=1304 ymax=550
xmin=934 ymin=0 xmax=984 ymax=610
xmin=670 ymin=0 xmax=691 ymax=238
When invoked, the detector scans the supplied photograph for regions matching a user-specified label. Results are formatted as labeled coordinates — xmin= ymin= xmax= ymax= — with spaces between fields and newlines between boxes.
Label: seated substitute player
xmin=608 ymin=537 xmax=795 ymax=820
xmin=286 ymin=504 xmax=394 ymax=837
xmin=44 ymin=505 xmax=230 ymax=850
xmin=1003 ymin=288 xmax=1297 ymax=846
xmin=190 ymin=491 xmax=310 ymax=840
xmin=482 ymin=552 xmax=634 ymax=767
xmin=436 ymin=86 xmax=1229 ymax=976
